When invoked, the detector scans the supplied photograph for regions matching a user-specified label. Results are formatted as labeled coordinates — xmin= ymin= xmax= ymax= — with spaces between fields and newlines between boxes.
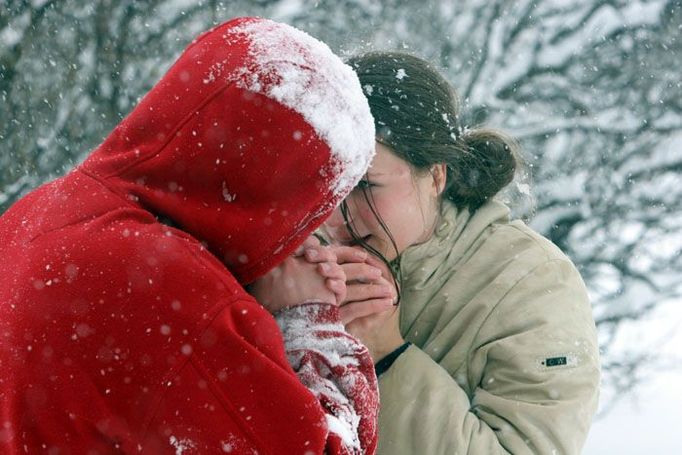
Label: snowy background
xmin=2 ymin=0 xmax=681 ymax=452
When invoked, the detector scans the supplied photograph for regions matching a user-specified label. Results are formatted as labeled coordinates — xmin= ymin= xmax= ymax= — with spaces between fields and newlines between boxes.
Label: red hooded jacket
xmin=0 ymin=17 xmax=377 ymax=454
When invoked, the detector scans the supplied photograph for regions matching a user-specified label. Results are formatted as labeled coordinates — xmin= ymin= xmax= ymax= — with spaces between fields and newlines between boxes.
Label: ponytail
xmin=443 ymin=128 xmax=518 ymax=210
xmin=349 ymin=51 xmax=523 ymax=212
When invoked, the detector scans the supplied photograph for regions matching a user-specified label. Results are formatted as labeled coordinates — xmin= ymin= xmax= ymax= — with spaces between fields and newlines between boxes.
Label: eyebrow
xmin=367 ymin=170 xmax=406 ymax=178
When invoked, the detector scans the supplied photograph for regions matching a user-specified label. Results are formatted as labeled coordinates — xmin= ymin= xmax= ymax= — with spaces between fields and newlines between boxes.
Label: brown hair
xmin=339 ymin=52 xmax=522 ymax=304
xmin=347 ymin=51 xmax=519 ymax=211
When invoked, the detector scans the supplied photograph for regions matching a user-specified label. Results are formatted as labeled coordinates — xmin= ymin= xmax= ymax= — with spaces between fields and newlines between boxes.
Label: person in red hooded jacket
xmin=0 ymin=17 xmax=382 ymax=454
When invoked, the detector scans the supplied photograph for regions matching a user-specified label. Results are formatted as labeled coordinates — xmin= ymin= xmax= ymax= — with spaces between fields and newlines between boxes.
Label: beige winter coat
xmin=377 ymin=200 xmax=600 ymax=455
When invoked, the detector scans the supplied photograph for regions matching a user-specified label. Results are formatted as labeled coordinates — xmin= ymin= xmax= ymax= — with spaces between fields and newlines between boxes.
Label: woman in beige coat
xmin=320 ymin=52 xmax=601 ymax=454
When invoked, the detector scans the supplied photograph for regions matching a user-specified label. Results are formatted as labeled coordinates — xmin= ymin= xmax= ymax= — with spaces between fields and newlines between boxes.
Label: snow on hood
xmin=218 ymin=19 xmax=374 ymax=197
xmin=81 ymin=17 xmax=375 ymax=283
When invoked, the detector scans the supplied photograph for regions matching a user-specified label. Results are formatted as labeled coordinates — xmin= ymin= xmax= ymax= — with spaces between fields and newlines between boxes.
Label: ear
xmin=431 ymin=163 xmax=447 ymax=197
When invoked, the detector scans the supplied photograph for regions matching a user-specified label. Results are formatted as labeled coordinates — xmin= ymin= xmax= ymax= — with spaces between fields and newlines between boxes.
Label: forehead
xmin=367 ymin=142 xmax=411 ymax=177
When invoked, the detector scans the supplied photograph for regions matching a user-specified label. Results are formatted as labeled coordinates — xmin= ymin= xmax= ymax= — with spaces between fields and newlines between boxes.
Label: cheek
xmin=355 ymin=203 xmax=384 ymax=230
xmin=350 ymin=191 xmax=425 ymax=243
xmin=388 ymin=194 xmax=431 ymax=246
xmin=357 ymin=198 xmax=404 ymax=235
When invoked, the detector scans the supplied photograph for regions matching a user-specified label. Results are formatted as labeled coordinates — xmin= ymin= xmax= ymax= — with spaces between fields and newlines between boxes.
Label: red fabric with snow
xmin=0 ymin=17 xmax=377 ymax=454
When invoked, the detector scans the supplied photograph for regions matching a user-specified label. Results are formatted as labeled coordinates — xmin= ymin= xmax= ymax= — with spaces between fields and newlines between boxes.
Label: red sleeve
xmin=274 ymin=303 xmax=379 ymax=455
xmin=142 ymin=299 xmax=377 ymax=454
xmin=141 ymin=298 xmax=326 ymax=454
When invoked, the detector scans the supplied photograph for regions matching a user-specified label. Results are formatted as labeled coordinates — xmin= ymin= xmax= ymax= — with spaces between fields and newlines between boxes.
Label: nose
xmin=326 ymin=206 xmax=346 ymax=228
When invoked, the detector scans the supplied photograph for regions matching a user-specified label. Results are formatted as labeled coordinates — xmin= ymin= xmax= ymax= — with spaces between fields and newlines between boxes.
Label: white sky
xmin=584 ymin=370 xmax=682 ymax=453
xmin=583 ymin=299 xmax=682 ymax=453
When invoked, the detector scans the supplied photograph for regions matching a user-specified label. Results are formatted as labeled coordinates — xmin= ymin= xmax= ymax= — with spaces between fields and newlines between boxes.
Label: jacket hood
xmin=80 ymin=17 xmax=375 ymax=284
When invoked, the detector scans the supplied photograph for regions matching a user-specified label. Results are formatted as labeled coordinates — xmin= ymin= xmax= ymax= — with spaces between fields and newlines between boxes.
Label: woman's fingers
xmin=297 ymin=243 xmax=397 ymax=308
xmin=339 ymin=299 xmax=395 ymax=325
xmin=249 ymin=255 xmax=337 ymax=313
xmin=361 ymin=254 xmax=399 ymax=291
xmin=344 ymin=281 xmax=395 ymax=303
xmin=329 ymin=245 xmax=368 ymax=264
xmin=318 ymin=261 xmax=346 ymax=281
xmin=326 ymin=278 xmax=347 ymax=305
xmin=340 ymin=262 xmax=383 ymax=282
xmin=320 ymin=262 xmax=348 ymax=305
xmin=332 ymin=245 xmax=396 ymax=284
xmin=302 ymin=245 xmax=337 ymax=263
xmin=362 ymin=253 xmax=391 ymax=274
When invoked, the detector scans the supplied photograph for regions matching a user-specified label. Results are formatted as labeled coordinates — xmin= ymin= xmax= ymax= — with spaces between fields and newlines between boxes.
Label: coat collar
xmin=396 ymin=200 xmax=511 ymax=333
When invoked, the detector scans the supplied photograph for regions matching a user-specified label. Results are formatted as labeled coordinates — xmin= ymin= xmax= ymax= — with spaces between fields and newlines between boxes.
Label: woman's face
xmin=324 ymin=142 xmax=443 ymax=261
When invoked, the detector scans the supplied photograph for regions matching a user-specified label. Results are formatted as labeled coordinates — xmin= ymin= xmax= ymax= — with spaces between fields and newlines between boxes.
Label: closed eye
xmin=355 ymin=179 xmax=377 ymax=190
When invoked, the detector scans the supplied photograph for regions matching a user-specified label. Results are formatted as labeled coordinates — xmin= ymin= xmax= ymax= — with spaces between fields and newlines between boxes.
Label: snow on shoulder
xmin=226 ymin=18 xmax=375 ymax=198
